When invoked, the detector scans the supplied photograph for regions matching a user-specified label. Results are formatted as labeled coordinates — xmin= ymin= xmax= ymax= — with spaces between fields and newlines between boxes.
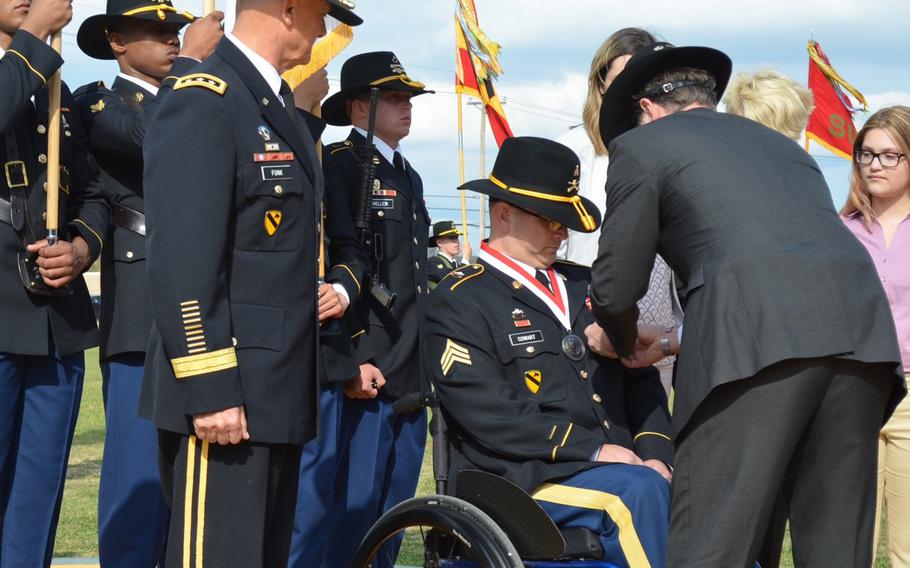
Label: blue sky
xmin=61 ymin=0 xmax=910 ymax=248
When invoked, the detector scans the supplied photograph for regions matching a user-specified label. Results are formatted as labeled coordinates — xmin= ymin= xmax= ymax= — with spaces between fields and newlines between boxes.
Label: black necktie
xmin=393 ymin=151 xmax=407 ymax=176
xmin=279 ymin=80 xmax=301 ymax=129
xmin=535 ymin=269 xmax=552 ymax=293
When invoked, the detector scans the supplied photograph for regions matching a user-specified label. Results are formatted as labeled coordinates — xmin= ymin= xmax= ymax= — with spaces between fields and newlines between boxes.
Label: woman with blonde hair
xmin=723 ymin=69 xmax=815 ymax=141
xmin=841 ymin=105 xmax=910 ymax=567
xmin=558 ymin=28 xmax=682 ymax=394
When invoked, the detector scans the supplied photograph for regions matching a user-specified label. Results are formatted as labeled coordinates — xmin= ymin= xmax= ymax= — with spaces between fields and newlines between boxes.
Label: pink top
xmin=842 ymin=212 xmax=910 ymax=372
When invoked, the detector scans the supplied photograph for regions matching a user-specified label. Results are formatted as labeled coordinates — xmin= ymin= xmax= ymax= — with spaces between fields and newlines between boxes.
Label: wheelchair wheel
xmin=350 ymin=494 xmax=523 ymax=568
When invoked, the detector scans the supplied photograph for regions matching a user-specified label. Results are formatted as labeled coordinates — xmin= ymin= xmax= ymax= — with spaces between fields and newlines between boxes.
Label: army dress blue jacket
xmin=426 ymin=257 xmax=673 ymax=494
xmin=1 ymin=31 xmax=109 ymax=356
xmin=324 ymin=130 xmax=431 ymax=398
xmin=140 ymin=37 xmax=366 ymax=444
xmin=74 ymin=59 xmax=197 ymax=360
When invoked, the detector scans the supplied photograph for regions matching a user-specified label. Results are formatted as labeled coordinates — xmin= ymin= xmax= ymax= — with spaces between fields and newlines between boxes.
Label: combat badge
xmin=264 ymin=210 xmax=282 ymax=236
xmin=258 ymin=125 xmax=272 ymax=141
xmin=512 ymin=308 xmax=531 ymax=328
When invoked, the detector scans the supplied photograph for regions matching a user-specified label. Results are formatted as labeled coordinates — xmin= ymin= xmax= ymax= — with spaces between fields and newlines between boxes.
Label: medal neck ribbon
xmin=480 ymin=242 xmax=570 ymax=331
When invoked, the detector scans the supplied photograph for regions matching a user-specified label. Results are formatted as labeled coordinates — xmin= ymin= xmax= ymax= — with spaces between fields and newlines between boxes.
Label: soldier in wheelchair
xmin=400 ymin=136 xmax=673 ymax=568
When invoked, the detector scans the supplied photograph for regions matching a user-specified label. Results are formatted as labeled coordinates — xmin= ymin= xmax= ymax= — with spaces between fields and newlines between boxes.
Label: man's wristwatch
xmin=660 ymin=326 xmax=675 ymax=356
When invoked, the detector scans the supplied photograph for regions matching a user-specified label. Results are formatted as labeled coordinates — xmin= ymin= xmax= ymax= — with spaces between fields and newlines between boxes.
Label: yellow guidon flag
xmin=441 ymin=338 xmax=472 ymax=375
xmin=282 ymin=20 xmax=354 ymax=89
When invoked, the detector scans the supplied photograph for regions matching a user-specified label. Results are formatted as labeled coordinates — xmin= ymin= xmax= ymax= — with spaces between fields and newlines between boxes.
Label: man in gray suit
xmin=588 ymin=43 xmax=906 ymax=567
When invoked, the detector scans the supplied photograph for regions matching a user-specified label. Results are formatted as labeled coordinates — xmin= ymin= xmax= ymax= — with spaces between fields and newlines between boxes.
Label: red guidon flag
xmin=455 ymin=0 xmax=513 ymax=146
xmin=806 ymin=40 xmax=868 ymax=159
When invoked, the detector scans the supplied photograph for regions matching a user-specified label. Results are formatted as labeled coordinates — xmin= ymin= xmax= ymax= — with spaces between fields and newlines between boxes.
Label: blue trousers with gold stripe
xmin=98 ymin=353 xmax=169 ymax=567
xmin=288 ymin=382 xmax=344 ymax=567
xmin=0 ymin=348 xmax=83 ymax=566
xmin=533 ymin=464 xmax=670 ymax=568
xmin=324 ymin=393 xmax=427 ymax=568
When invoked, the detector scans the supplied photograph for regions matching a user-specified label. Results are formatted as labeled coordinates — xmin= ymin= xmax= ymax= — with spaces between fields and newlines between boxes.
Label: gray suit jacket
xmin=591 ymin=108 xmax=905 ymax=434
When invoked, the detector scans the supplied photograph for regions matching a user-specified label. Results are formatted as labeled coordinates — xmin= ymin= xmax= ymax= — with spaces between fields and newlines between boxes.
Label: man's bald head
xmin=232 ymin=0 xmax=327 ymax=72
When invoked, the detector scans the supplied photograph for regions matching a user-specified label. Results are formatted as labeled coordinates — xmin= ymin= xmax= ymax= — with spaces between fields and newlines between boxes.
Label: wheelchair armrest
xmin=455 ymin=470 xmax=566 ymax=559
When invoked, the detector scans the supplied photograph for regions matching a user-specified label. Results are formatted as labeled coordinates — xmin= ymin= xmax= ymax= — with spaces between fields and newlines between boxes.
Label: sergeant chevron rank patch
xmin=440 ymin=338 xmax=472 ymax=375
xmin=264 ymin=210 xmax=282 ymax=236
xmin=525 ymin=370 xmax=542 ymax=394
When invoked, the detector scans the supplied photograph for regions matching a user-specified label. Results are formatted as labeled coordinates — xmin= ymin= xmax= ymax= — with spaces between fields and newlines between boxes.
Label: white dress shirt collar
xmin=353 ymin=126 xmax=402 ymax=168
xmin=117 ymin=73 xmax=159 ymax=96
xmin=226 ymin=32 xmax=283 ymax=104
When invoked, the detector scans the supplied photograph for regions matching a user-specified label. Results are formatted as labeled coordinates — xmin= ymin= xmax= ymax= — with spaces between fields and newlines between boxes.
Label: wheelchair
xmin=350 ymin=393 xmax=622 ymax=568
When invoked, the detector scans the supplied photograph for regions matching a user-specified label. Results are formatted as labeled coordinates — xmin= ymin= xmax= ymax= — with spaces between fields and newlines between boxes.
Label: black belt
xmin=0 ymin=197 xmax=9 ymax=226
xmin=113 ymin=202 xmax=146 ymax=236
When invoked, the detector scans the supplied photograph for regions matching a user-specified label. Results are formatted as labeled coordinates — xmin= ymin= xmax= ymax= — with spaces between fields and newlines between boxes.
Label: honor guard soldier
xmin=317 ymin=51 xmax=433 ymax=567
xmin=427 ymin=219 xmax=469 ymax=291
xmin=0 ymin=0 xmax=110 ymax=562
xmin=427 ymin=137 xmax=673 ymax=568
xmin=287 ymin=69 xmax=378 ymax=568
xmin=73 ymin=1 xmax=223 ymax=564
xmin=140 ymin=0 xmax=362 ymax=566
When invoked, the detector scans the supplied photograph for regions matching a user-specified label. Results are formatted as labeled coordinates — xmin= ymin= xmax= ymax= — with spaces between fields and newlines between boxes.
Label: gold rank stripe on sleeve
xmin=180 ymin=300 xmax=207 ymax=353
xmin=6 ymin=49 xmax=47 ymax=83
xmin=173 ymin=73 xmax=228 ymax=96
xmin=332 ymin=264 xmax=361 ymax=294
xmin=550 ymin=422 xmax=574 ymax=462
xmin=440 ymin=338 xmax=472 ymax=375
xmin=633 ymin=431 xmax=672 ymax=443
xmin=171 ymin=347 xmax=237 ymax=379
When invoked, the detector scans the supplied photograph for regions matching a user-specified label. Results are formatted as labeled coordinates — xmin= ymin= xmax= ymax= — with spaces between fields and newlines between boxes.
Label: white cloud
xmin=441 ymin=0 xmax=904 ymax=46
xmin=865 ymin=91 xmax=910 ymax=113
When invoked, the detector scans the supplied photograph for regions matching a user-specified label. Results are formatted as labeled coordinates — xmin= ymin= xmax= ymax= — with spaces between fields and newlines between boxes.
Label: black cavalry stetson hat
xmin=322 ymin=51 xmax=434 ymax=126
xmin=327 ymin=0 xmax=363 ymax=27
xmin=77 ymin=0 xmax=195 ymax=60
xmin=459 ymin=137 xmax=601 ymax=234
xmin=599 ymin=42 xmax=732 ymax=146
xmin=429 ymin=220 xmax=463 ymax=248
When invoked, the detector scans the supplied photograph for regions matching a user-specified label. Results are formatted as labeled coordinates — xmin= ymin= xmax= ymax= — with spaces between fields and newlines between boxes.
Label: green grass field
xmin=55 ymin=349 xmax=891 ymax=566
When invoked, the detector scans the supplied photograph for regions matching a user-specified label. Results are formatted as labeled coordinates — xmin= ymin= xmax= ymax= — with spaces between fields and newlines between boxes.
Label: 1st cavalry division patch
xmin=440 ymin=338 xmax=472 ymax=375
xmin=525 ymin=370 xmax=542 ymax=394
xmin=264 ymin=210 xmax=282 ymax=236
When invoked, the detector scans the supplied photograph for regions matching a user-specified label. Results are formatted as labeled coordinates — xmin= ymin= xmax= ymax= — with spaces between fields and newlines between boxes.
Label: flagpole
xmin=457 ymin=92 xmax=469 ymax=245
xmin=45 ymin=31 xmax=63 ymax=246
xmin=478 ymin=108 xmax=487 ymax=241
xmin=204 ymin=0 xmax=215 ymax=16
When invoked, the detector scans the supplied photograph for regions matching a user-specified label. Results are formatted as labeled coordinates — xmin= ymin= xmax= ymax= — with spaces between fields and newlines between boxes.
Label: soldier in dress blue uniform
xmin=286 ymin=68 xmax=379 ymax=568
xmin=428 ymin=136 xmax=673 ymax=568
xmin=73 ymin=1 xmax=223 ymax=564
xmin=317 ymin=51 xmax=434 ymax=568
xmin=427 ymin=219 xmax=467 ymax=291
xmin=0 ymin=0 xmax=109 ymax=562
xmin=139 ymin=0 xmax=362 ymax=566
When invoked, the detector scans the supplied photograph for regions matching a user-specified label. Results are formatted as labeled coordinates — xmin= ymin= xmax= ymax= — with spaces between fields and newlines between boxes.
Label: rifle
xmin=353 ymin=87 xmax=396 ymax=310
